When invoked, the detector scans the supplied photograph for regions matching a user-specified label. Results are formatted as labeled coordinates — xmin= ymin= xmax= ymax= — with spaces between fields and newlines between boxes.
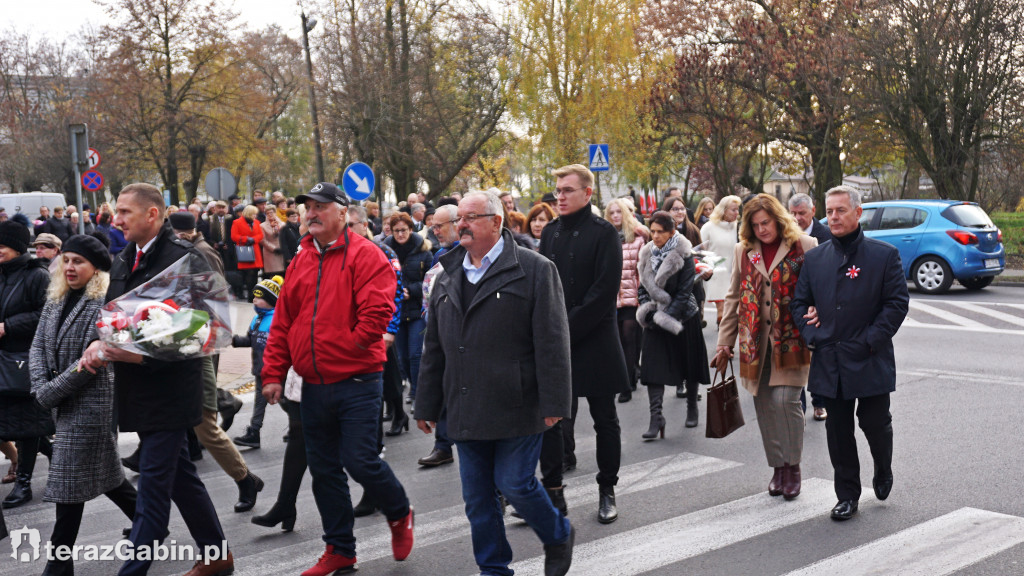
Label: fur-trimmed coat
xmin=636 ymin=235 xmax=700 ymax=335
xmin=30 ymin=274 xmax=125 ymax=504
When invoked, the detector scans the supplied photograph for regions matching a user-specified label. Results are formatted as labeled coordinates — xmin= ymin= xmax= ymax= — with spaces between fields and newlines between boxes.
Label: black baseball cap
xmin=296 ymin=182 xmax=349 ymax=206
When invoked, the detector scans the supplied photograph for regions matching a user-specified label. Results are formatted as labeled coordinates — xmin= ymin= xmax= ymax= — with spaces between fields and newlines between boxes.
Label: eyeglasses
xmin=430 ymin=219 xmax=458 ymax=232
xmin=553 ymin=187 xmax=583 ymax=197
xmin=392 ymin=227 xmax=411 ymax=234
xmin=456 ymin=213 xmax=496 ymax=223
xmin=670 ymin=206 xmax=687 ymax=213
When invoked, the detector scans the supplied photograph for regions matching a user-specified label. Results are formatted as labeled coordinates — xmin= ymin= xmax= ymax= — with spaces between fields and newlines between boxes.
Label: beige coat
xmin=717 ymin=235 xmax=818 ymax=396
xmin=261 ymin=219 xmax=285 ymax=273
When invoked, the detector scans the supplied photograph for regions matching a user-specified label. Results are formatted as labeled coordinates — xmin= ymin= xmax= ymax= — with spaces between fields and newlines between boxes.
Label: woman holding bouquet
xmin=232 ymin=204 xmax=264 ymax=301
xmin=712 ymin=194 xmax=817 ymax=500
xmin=29 ymin=234 xmax=137 ymax=575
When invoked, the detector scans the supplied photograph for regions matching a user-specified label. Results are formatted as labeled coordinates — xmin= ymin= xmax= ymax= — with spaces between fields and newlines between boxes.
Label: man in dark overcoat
xmin=791 ymin=185 xmax=909 ymax=522
xmin=80 ymin=183 xmax=232 ymax=576
xmin=788 ymin=192 xmax=834 ymax=421
xmin=538 ymin=164 xmax=631 ymax=524
xmin=415 ymin=190 xmax=575 ymax=576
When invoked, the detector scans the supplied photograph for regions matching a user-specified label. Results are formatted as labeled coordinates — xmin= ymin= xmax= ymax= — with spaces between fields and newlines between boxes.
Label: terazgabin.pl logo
xmin=10 ymin=526 xmax=41 ymax=562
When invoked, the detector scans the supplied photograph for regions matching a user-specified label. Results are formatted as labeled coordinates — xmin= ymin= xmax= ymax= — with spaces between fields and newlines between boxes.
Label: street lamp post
xmin=301 ymin=11 xmax=326 ymax=184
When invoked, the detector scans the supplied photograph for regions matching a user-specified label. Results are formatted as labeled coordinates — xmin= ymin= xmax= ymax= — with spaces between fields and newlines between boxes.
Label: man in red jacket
xmin=261 ymin=182 xmax=414 ymax=575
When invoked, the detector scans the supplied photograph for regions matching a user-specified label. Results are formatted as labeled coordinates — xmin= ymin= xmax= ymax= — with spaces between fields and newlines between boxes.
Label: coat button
xmin=570 ymin=253 xmax=575 ymax=259
xmin=837 ymin=305 xmax=842 ymax=310
xmin=555 ymin=232 xmax=560 ymax=238
xmin=573 ymin=231 xmax=579 ymax=237
xmin=458 ymin=346 xmax=465 ymax=353
xmin=461 ymin=387 xmax=468 ymax=395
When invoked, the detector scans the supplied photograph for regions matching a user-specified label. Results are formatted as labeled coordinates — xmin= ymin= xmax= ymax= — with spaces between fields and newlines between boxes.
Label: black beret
xmin=63 ymin=234 xmax=112 ymax=271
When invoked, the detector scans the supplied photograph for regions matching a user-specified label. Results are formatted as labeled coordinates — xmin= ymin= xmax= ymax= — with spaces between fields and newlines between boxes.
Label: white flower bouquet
xmin=96 ymin=254 xmax=234 ymax=360
xmin=694 ymin=250 xmax=727 ymax=276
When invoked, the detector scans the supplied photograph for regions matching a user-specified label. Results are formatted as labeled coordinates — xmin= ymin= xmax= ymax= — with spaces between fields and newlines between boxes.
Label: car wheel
xmin=913 ymin=257 xmax=954 ymax=294
xmin=960 ymin=276 xmax=994 ymax=291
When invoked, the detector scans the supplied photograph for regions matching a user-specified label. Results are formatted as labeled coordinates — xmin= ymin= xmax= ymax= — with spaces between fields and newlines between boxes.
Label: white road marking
xmin=944 ymin=301 xmax=1024 ymax=328
xmin=909 ymin=301 xmax=987 ymax=328
xmin=233 ymin=452 xmax=741 ymax=575
xmin=782 ymin=507 xmax=1024 ymax=576
xmin=505 ymin=478 xmax=837 ymax=576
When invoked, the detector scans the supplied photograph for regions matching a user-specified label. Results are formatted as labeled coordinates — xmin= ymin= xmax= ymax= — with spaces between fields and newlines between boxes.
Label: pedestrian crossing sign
xmin=589 ymin=144 xmax=610 ymax=172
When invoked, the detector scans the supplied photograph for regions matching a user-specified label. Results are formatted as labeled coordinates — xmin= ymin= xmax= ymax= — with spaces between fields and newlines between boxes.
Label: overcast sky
xmin=3 ymin=0 xmax=308 ymax=40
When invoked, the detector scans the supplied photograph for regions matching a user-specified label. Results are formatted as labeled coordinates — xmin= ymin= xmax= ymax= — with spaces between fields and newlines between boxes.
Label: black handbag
xmin=0 ymin=350 xmax=30 ymax=397
xmin=706 ymin=361 xmax=745 ymax=439
xmin=235 ymin=244 xmax=256 ymax=264
xmin=0 ymin=276 xmax=31 ymax=397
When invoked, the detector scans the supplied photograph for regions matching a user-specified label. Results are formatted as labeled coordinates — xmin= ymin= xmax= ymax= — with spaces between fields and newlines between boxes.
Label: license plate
xmin=984 ymin=258 xmax=999 ymax=269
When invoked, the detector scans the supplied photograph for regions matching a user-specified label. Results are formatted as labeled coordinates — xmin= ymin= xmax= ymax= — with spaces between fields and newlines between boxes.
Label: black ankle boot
xmin=219 ymin=394 xmax=243 ymax=432
xmin=2 ymin=473 xmax=32 ymax=509
xmin=546 ymin=485 xmax=568 ymax=517
xmin=234 ymin=472 xmax=264 ymax=512
xmin=598 ymin=486 xmax=617 ymax=524
xmin=685 ymin=402 xmax=699 ymax=428
xmin=251 ymin=502 xmax=297 ymax=531
xmin=642 ymin=414 xmax=666 ymax=440
xmin=233 ymin=426 xmax=261 ymax=449
xmin=353 ymin=491 xmax=379 ymax=517
xmin=385 ymin=412 xmax=409 ymax=437
xmin=121 ymin=446 xmax=140 ymax=473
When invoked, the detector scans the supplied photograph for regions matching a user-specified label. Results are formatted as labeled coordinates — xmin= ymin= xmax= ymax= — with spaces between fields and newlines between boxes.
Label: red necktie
xmin=133 ymin=250 xmax=143 ymax=272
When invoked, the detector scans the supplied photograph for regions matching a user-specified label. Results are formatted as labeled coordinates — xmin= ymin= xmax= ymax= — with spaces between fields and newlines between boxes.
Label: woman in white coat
xmin=700 ymin=195 xmax=741 ymax=325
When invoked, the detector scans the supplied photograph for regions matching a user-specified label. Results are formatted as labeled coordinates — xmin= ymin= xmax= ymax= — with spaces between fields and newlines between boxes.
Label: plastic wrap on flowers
xmin=693 ymin=250 xmax=727 ymax=276
xmin=96 ymin=253 xmax=234 ymax=360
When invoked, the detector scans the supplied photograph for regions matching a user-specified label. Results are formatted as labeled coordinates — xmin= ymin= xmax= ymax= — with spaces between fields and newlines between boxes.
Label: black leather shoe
xmin=685 ymin=403 xmax=699 ymax=428
xmin=122 ymin=447 xmax=141 ymax=473
xmin=234 ymin=472 xmax=264 ymax=512
xmin=1 ymin=473 xmax=32 ymax=509
xmin=543 ymin=525 xmax=574 ymax=576
xmin=676 ymin=385 xmax=687 ymax=399
xmin=547 ymin=485 xmax=568 ymax=517
xmin=385 ymin=412 xmax=410 ymax=437
xmin=122 ymin=527 xmax=132 ymax=537
xmin=598 ymin=486 xmax=618 ymax=524
xmin=873 ymin=468 xmax=893 ymax=501
xmin=830 ymin=500 xmax=858 ymax=521
xmin=353 ymin=491 xmax=379 ymax=517
xmin=219 ymin=395 xmax=243 ymax=432
xmin=617 ymin=391 xmax=631 ymax=403
xmin=417 ymin=448 xmax=454 ymax=467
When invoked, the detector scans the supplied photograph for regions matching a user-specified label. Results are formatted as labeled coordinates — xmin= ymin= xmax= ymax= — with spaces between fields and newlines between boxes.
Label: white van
xmin=0 ymin=192 xmax=66 ymax=224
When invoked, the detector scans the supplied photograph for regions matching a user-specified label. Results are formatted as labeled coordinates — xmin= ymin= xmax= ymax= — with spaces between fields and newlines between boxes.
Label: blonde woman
xmin=712 ymin=194 xmax=817 ymax=500
xmin=604 ymin=198 xmax=650 ymax=402
xmin=30 ymin=235 xmax=137 ymax=574
xmin=700 ymin=195 xmax=742 ymax=324
xmin=693 ymin=196 xmax=715 ymax=228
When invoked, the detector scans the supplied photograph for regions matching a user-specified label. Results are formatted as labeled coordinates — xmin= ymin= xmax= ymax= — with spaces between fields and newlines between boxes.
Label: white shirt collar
xmin=462 ymin=235 xmax=505 ymax=284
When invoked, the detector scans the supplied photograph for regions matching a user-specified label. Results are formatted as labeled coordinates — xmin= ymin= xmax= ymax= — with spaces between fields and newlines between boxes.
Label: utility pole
xmin=301 ymin=11 xmax=326 ymax=184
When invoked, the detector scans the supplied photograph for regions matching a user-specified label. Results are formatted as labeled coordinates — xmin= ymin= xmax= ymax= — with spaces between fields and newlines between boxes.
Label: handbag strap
xmin=0 ymin=275 xmax=27 ymax=322
xmin=712 ymin=360 xmax=735 ymax=387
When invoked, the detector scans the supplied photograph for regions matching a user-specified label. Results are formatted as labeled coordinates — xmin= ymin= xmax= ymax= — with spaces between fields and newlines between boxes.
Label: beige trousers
xmin=193 ymin=409 xmax=248 ymax=481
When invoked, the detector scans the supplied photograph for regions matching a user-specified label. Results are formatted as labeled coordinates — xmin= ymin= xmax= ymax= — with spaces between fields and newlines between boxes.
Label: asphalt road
xmin=3 ymin=283 xmax=1024 ymax=575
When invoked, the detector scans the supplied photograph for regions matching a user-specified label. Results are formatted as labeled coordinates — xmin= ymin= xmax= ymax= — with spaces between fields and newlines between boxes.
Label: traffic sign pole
xmin=69 ymin=124 xmax=89 ymax=235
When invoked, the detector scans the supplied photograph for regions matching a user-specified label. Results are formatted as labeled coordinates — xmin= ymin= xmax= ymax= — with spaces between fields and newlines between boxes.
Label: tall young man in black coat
xmin=791 ymin=186 xmax=909 ymax=522
xmin=538 ymin=164 xmax=630 ymax=524
xmin=788 ymin=192 xmax=833 ymax=421
xmin=80 ymin=183 xmax=232 ymax=576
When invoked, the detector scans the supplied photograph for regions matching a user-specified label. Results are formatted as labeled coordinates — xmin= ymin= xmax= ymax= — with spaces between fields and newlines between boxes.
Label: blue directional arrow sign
xmin=589 ymin=144 xmax=610 ymax=172
xmin=343 ymin=162 xmax=375 ymax=201
xmin=81 ymin=170 xmax=104 ymax=191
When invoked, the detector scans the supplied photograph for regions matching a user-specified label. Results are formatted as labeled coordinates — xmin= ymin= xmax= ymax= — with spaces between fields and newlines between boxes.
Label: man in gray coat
xmin=415 ymin=191 xmax=575 ymax=576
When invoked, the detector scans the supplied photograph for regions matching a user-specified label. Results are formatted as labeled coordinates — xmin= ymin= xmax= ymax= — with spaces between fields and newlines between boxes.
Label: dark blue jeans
xmin=435 ymin=408 xmax=454 ymax=453
xmin=396 ymin=317 xmax=426 ymax=398
xmin=301 ymin=373 xmax=410 ymax=557
xmin=118 ymin=429 xmax=226 ymax=576
xmin=456 ymin=433 xmax=571 ymax=576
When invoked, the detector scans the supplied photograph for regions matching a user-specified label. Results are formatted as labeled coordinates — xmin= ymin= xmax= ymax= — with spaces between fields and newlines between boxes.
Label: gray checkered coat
xmin=29 ymin=291 xmax=125 ymax=504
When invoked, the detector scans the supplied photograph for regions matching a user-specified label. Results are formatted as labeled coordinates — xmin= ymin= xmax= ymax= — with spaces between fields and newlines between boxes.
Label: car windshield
xmin=941 ymin=204 xmax=994 ymax=228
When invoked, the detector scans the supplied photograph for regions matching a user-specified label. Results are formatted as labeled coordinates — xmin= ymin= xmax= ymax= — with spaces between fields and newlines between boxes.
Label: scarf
xmin=737 ymin=240 xmax=811 ymax=381
xmin=649 ymin=233 xmax=680 ymax=273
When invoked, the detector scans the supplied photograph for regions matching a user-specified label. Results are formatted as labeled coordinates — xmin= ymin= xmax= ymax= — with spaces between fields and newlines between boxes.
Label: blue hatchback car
xmin=855 ymin=200 xmax=1004 ymax=294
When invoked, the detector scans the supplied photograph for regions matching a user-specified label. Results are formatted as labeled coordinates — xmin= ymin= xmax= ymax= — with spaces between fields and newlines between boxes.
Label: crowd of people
xmin=0 ymin=171 xmax=909 ymax=576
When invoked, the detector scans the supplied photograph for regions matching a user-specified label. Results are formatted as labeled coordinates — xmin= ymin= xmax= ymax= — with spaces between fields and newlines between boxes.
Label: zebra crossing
xmin=902 ymin=299 xmax=1024 ymax=335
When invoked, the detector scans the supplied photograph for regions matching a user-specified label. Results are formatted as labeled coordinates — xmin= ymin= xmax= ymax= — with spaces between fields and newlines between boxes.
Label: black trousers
xmin=275 ymin=400 xmax=307 ymax=510
xmin=617 ymin=307 xmax=641 ymax=389
xmin=46 ymin=479 xmax=137 ymax=575
xmin=822 ymin=387 xmax=893 ymax=501
xmin=539 ymin=394 xmax=621 ymax=489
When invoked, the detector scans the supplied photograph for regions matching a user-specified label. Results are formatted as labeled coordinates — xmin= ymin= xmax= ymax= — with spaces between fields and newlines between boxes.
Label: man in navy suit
xmin=788 ymin=192 xmax=833 ymax=420
xmin=791 ymin=186 xmax=909 ymax=522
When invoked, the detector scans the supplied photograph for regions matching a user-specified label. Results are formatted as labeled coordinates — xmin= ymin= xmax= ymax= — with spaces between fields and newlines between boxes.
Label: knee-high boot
xmin=685 ymin=381 xmax=699 ymax=428
xmin=642 ymin=384 xmax=666 ymax=440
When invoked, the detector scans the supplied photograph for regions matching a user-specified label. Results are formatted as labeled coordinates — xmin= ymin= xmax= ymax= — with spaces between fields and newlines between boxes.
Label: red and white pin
xmin=846 ymin=265 xmax=861 ymax=279
xmin=749 ymin=252 xmax=762 ymax=265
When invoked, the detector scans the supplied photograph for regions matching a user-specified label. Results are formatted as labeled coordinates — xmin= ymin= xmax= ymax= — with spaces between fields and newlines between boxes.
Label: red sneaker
xmin=300 ymin=545 xmax=357 ymax=576
xmin=388 ymin=507 xmax=414 ymax=561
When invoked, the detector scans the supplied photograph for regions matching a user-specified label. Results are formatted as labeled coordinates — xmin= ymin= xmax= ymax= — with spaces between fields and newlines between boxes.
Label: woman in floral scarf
xmin=712 ymin=194 xmax=818 ymax=501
